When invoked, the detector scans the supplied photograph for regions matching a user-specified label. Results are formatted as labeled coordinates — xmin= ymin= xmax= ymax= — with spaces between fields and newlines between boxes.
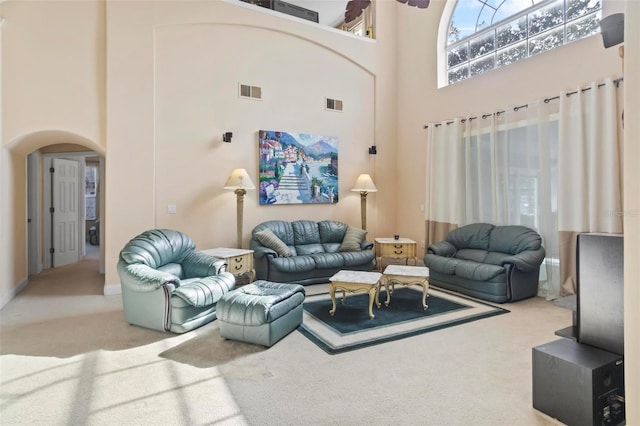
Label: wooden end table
xmin=329 ymin=270 xmax=382 ymax=320
xmin=379 ymin=264 xmax=430 ymax=310
xmin=374 ymin=238 xmax=418 ymax=271
xmin=201 ymin=248 xmax=255 ymax=285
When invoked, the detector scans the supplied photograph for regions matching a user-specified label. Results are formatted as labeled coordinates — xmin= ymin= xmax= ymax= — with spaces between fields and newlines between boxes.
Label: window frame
xmin=439 ymin=0 xmax=602 ymax=87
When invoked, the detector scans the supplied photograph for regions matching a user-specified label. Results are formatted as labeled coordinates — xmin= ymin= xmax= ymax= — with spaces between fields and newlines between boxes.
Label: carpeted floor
xmin=0 ymin=259 xmax=568 ymax=425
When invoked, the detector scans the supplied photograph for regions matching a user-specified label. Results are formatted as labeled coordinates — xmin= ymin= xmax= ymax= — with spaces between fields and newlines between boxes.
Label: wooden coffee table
xmin=329 ymin=270 xmax=382 ymax=320
xmin=379 ymin=265 xmax=430 ymax=310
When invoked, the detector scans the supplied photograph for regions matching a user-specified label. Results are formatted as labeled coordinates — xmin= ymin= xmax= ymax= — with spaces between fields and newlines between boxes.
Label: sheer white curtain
xmin=557 ymin=78 xmax=623 ymax=295
xmin=425 ymin=78 xmax=622 ymax=300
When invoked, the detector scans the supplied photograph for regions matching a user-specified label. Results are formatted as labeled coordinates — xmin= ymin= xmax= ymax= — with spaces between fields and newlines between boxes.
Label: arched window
xmin=442 ymin=0 xmax=602 ymax=86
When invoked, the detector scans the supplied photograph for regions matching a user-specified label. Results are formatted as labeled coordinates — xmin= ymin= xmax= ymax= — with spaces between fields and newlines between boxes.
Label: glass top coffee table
xmin=379 ymin=265 xmax=430 ymax=310
xmin=328 ymin=270 xmax=382 ymax=320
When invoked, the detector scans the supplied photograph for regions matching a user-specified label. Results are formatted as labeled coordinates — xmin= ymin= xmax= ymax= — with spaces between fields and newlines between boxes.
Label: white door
xmin=52 ymin=158 xmax=80 ymax=267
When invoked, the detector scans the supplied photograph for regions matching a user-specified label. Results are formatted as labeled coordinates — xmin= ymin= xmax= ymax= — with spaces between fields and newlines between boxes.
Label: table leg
xmin=329 ymin=284 xmax=337 ymax=316
xmin=421 ymin=281 xmax=429 ymax=310
xmin=367 ymin=287 xmax=376 ymax=320
xmin=383 ymin=278 xmax=391 ymax=307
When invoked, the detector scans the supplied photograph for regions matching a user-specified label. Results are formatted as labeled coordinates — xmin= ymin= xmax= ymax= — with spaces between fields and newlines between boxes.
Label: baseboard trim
xmin=103 ymin=283 xmax=122 ymax=296
xmin=0 ymin=278 xmax=28 ymax=309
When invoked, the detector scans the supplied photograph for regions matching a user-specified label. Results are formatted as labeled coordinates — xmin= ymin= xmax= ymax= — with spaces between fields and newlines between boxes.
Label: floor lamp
xmin=224 ymin=168 xmax=255 ymax=249
xmin=351 ymin=174 xmax=377 ymax=231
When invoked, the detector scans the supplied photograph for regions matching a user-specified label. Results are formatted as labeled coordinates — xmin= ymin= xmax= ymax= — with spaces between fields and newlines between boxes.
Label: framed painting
xmin=258 ymin=130 xmax=338 ymax=205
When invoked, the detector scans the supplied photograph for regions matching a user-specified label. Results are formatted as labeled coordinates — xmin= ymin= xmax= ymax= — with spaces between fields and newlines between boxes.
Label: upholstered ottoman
xmin=216 ymin=280 xmax=305 ymax=347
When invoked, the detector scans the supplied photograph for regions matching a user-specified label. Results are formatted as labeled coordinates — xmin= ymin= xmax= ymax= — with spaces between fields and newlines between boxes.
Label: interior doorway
xmin=27 ymin=148 xmax=105 ymax=276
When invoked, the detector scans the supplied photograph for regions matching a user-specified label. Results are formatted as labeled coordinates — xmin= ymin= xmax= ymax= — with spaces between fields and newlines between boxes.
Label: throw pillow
xmin=339 ymin=226 xmax=367 ymax=252
xmin=255 ymin=228 xmax=292 ymax=257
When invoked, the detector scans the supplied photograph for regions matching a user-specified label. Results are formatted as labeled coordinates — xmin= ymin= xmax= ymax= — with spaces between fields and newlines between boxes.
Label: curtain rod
xmin=423 ymin=77 xmax=624 ymax=129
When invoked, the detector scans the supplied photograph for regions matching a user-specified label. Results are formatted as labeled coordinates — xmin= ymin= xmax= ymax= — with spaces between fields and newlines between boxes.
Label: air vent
xmin=239 ymin=84 xmax=262 ymax=100
xmin=325 ymin=98 xmax=343 ymax=112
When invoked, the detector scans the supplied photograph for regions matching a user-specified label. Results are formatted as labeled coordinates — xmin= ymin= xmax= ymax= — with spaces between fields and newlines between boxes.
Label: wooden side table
xmin=374 ymin=238 xmax=417 ymax=271
xmin=201 ymin=248 xmax=255 ymax=286
xmin=328 ymin=270 xmax=382 ymax=320
xmin=379 ymin=265 xmax=429 ymax=310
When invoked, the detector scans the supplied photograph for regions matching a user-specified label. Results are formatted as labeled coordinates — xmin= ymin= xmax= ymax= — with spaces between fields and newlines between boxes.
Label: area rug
xmin=298 ymin=286 xmax=509 ymax=354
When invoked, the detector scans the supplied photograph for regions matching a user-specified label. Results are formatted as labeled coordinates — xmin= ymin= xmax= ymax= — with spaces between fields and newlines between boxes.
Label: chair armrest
xmin=500 ymin=247 xmax=546 ymax=272
xmin=427 ymin=241 xmax=457 ymax=257
xmin=118 ymin=261 xmax=180 ymax=292
xmin=183 ymin=251 xmax=228 ymax=276
xmin=361 ymin=240 xmax=374 ymax=250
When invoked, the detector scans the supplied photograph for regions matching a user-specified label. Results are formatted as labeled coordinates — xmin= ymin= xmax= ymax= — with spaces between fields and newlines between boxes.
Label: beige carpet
xmin=0 ymin=258 xmax=568 ymax=425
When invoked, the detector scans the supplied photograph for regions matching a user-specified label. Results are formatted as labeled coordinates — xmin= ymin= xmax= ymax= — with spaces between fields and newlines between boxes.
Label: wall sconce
xmin=351 ymin=174 xmax=377 ymax=231
xmin=223 ymin=132 xmax=233 ymax=143
xmin=224 ymin=168 xmax=255 ymax=248
xmin=368 ymin=145 xmax=377 ymax=155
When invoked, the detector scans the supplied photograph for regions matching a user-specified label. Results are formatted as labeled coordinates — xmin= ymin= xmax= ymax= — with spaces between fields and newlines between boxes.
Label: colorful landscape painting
xmin=258 ymin=130 xmax=338 ymax=205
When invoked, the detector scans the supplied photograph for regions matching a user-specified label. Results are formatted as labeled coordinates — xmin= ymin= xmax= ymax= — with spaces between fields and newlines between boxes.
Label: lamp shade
xmin=351 ymin=174 xmax=377 ymax=192
xmin=224 ymin=168 xmax=255 ymax=190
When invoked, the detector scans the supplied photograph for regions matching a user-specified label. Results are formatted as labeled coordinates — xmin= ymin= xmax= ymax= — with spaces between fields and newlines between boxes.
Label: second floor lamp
xmin=224 ymin=168 xmax=255 ymax=248
xmin=351 ymin=174 xmax=377 ymax=231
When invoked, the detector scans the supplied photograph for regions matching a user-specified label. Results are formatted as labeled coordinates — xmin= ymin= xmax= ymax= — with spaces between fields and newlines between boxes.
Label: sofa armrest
xmin=252 ymin=245 xmax=278 ymax=259
xmin=427 ymin=241 xmax=457 ymax=257
xmin=500 ymin=247 xmax=546 ymax=272
xmin=183 ymin=251 xmax=228 ymax=276
xmin=361 ymin=240 xmax=374 ymax=250
xmin=118 ymin=261 xmax=180 ymax=292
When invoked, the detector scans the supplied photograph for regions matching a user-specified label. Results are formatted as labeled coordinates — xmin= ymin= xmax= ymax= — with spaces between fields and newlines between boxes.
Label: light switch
xmin=167 ymin=205 xmax=177 ymax=214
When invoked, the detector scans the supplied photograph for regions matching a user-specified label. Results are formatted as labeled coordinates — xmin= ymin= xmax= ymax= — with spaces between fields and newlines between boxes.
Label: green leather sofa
xmin=423 ymin=223 xmax=545 ymax=303
xmin=117 ymin=229 xmax=236 ymax=333
xmin=250 ymin=220 xmax=375 ymax=285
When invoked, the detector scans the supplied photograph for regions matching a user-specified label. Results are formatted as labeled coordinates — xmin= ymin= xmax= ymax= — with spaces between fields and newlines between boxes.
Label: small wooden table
xmin=379 ymin=265 xmax=430 ymax=310
xmin=329 ymin=270 xmax=382 ymax=320
xmin=374 ymin=238 xmax=418 ymax=271
xmin=201 ymin=248 xmax=255 ymax=285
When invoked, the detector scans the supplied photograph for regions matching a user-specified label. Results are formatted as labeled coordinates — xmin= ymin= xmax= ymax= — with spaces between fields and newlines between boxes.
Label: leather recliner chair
xmin=117 ymin=229 xmax=235 ymax=333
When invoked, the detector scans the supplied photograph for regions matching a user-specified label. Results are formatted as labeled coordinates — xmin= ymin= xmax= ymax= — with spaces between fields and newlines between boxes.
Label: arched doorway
xmin=6 ymin=130 xmax=106 ymax=293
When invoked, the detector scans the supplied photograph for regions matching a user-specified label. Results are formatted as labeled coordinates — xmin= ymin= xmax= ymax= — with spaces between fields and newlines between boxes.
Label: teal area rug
xmin=299 ymin=287 xmax=509 ymax=354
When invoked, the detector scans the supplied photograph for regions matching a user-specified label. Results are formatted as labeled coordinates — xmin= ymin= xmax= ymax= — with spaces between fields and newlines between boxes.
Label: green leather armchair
xmin=117 ymin=229 xmax=235 ymax=333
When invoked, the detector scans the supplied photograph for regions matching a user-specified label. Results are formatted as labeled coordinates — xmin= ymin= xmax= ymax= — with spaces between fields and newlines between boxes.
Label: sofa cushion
xmin=157 ymin=262 xmax=184 ymax=279
xmin=454 ymin=259 xmax=505 ymax=281
xmin=296 ymin=243 xmax=326 ymax=256
xmin=173 ymin=274 xmax=235 ymax=307
xmin=339 ymin=226 xmax=367 ymax=252
xmin=255 ymin=228 xmax=292 ymax=257
xmin=292 ymin=220 xmax=321 ymax=245
xmin=455 ymin=249 xmax=489 ymax=263
xmin=311 ymin=253 xmax=345 ymax=269
xmin=340 ymin=250 xmax=376 ymax=267
xmin=318 ymin=220 xmax=348 ymax=244
xmin=270 ymin=255 xmax=316 ymax=273
xmin=484 ymin=251 xmax=512 ymax=266
xmin=489 ymin=225 xmax=542 ymax=254
xmin=424 ymin=255 xmax=462 ymax=274
xmin=446 ymin=223 xmax=494 ymax=250
xmin=253 ymin=220 xmax=294 ymax=245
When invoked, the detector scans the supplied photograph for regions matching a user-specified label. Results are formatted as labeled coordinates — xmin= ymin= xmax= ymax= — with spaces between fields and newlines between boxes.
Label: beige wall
xmin=0 ymin=0 xmax=106 ymax=305
xmin=104 ymin=0 xmax=398 ymax=293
